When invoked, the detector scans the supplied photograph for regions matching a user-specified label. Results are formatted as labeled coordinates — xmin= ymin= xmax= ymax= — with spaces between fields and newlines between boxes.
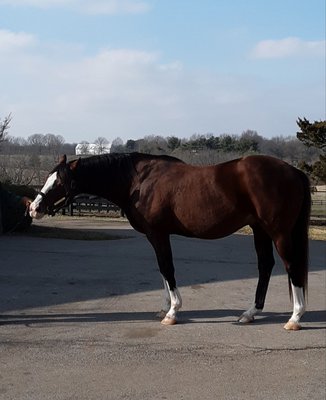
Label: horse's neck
xmin=76 ymin=161 xmax=130 ymax=206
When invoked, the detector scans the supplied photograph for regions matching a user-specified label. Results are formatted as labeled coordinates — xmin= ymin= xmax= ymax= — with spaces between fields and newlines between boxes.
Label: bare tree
xmin=0 ymin=114 xmax=12 ymax=147
xmin=138 ymin=135 xmax=168 ymax=154
xmin=44 ymin=133 xmax=65 ymax=160
xmin=2 ymin=136 xmax=27 ymax=155
xmin=77 ymin=141 xmax=90 ymax=155
xmin=27 ymin=134 xmax=46 ymax=154
xmin=0 ymin=154 xmax=37 ymax=185
xmin=111 ymin=137 xmax=124 ymax=153
xmin=94 ymin=137 xmax=110 ymax=154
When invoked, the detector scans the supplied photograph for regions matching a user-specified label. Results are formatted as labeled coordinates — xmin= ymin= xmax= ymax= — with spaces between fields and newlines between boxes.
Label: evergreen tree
xmin=297 ymin=118 xmax=326 ymax=150
xmin=297 ymin=118 xmax=326 ymax=183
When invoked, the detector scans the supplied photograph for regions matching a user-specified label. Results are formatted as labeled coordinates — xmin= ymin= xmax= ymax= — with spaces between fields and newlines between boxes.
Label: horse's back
xmin=131 ymin=156 xmax=248 ymax=237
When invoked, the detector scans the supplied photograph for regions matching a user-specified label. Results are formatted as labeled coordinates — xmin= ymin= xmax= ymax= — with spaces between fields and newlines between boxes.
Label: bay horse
xmin=29 ymin=153 xmax=311 ymax=330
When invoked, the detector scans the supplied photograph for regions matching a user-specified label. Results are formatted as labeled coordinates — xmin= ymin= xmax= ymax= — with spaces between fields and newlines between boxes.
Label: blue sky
xmin=0 ymin=0 xmax=325 ymax=143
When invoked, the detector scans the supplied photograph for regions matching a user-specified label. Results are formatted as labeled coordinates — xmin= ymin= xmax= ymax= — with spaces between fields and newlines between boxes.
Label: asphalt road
xmin=0 ymin=218 xmax=325 ymax=400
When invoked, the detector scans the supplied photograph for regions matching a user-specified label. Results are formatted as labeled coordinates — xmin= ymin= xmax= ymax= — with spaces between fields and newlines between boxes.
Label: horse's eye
xmin=56 ymin=172 xmax=64 ymax=185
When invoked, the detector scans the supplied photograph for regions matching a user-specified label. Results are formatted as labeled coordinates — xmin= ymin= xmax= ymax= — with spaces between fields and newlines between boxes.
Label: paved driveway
xmin=0 ymin=218 xmax=325 ymax=400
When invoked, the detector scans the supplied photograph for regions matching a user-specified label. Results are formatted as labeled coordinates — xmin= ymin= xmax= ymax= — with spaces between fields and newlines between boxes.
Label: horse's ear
xmin=70 ymin=158 xmax=80 ymax=171
xmin=59 ymin=155 xmax=67 ymax=165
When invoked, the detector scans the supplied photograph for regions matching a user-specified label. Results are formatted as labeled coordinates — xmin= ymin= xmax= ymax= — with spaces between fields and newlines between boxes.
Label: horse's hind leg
xmin=284 ymin=282 xmax=305 ymax=331
xmin=147 ymin=233 xmax=182 ymax=325
xmin=238 ymin=226 xmax=275 ymax=323
xmin=274 ymin=235 xmax=306 ymax=331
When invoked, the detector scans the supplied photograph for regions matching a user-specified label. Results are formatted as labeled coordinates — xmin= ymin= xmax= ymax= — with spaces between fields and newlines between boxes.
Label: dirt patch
xmin=123 ymin=327 xmax=160 ymax=339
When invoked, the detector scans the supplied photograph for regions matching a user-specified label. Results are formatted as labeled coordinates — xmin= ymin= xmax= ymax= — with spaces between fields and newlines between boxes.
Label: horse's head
xmin=29 ymin=155 xmax=79 ymax=219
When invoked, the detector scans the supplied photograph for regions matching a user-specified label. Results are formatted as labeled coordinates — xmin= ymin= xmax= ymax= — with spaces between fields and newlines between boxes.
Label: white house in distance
xmin=75 ymin=142 xmax=111 ymax=155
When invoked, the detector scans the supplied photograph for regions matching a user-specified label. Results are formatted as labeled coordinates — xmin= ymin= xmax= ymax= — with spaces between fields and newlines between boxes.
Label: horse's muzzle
xmin=29 ymin=195 xmax=46 ymax=219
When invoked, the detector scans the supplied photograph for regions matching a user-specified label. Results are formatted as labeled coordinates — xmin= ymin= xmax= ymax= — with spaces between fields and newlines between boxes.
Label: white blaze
xmin=29 ymin=172 xmax=58 ymax=219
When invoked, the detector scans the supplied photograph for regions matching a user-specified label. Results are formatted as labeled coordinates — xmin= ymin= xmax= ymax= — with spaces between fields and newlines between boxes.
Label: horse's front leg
xmin=160 ymin=280 xmax=182 ymax=325
xmin=147 ymin=233 xmax=182 ymax=325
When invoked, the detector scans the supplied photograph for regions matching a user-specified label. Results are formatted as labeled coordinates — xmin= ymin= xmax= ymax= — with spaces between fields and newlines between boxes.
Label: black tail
xmin=289 ymin=170 xmax=311 ymax=299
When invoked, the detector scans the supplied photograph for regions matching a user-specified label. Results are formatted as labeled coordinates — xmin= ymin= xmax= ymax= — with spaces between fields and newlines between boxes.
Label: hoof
xmin=161 ymin=316 xmax=177 ymax=325
xmin=284 ymin=321 xmax=301 ymax=331
xmin=238 ymin=314 xmax=255 ymax=324
xmin=238 ymin=313 xmax=254 ymax=324
xmin=156 ymin=310 xmax=167 ymax=319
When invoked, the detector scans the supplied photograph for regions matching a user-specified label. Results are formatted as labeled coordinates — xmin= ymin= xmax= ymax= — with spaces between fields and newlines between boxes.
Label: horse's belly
xmin=172 ymin=207 xmax=250 ymax=239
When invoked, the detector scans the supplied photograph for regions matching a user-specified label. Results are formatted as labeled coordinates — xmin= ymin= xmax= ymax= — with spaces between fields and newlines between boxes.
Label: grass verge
xmin=10 ymin=217 xmax=325 ymax=241
xmin=237 ymin=225 xmax=325 ymax=241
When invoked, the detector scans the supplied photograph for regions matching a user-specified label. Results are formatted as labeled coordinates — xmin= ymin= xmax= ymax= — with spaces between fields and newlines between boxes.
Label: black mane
xmin=74 ymin=152 xmax=183 ymax=178
xmin=71 ymin=153 xmax=135 ymax=192
xmin=70 ymin=152 xmax=183 ymax=200
xmin=77 ymin=153 xmax=135 ymax=176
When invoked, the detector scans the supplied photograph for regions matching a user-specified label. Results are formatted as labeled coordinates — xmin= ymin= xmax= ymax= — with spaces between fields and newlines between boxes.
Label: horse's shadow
xmin=1 ymin=309 xmax=325 ymax=329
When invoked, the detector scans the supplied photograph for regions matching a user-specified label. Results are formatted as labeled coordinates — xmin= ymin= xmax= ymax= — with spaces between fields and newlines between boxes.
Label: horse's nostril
xmin=30 ymin=201 xmax=41 ymax=214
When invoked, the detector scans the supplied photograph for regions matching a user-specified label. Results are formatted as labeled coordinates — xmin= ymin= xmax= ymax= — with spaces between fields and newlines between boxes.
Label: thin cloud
xmin=81 ymin=0 xmax=150 ymax=15
xmin=251 ymin=37 xmax=325 ymax=59
xmin=1 ymin=30 xmax=324 ymax=141
xmin=0 ymin=29 xmax=36 ymax=51
xmin=0 ymin=0 xmax=75 ymax=8
xmin=0 ymin=0 xmax=151 ymax=14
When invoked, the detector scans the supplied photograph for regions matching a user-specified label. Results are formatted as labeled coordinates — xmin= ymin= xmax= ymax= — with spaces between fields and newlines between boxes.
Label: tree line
xmin=0 ymin=114 xmax=325 ymax=184
xmin=111 ymin=129 xmax=319 ymax=163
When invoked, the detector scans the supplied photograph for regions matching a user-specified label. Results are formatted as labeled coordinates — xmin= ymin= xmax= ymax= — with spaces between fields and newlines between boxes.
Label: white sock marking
xmin=163 ymin=280 xmax=182 ymax=320
xmin=161 ymin=276 xmax=171 ymax=312
xmin=289 ymin=283 xmax=305 ymax=324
